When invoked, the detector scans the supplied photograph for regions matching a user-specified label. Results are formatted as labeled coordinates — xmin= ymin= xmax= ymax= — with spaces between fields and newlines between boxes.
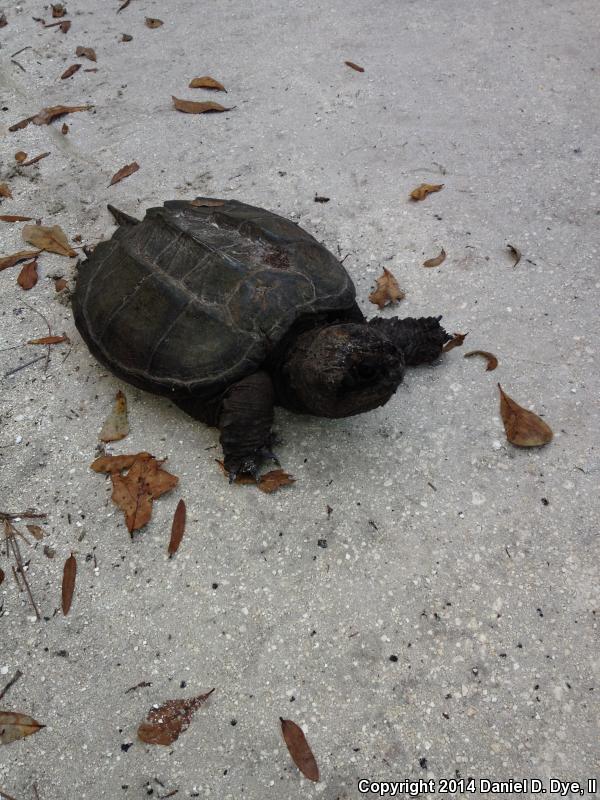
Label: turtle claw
xmin=227 ymin=456 xmax=260 ymax=483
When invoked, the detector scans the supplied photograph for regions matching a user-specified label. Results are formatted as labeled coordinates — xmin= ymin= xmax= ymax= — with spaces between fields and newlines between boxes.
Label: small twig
xmin=0 ymin=669 xmax=23 ymax=701
xmin=5 ymin=521 xmax=41 ymax=620
xmin=10 ymin=46 xmax=32 ymax=58
xmin=158 ymin=791 xmax=178 ymax=799
xmin=32 ymin=785 xmax=40 ymax=800
xmin=11 ymin=60 xmax=26 ymax=72
xmin=0 ymin=510 xmax=46 ymax=521
xmin=20 ymin=301 xmax=52 ymax=373
xmin=0 ymin=786 xmax=21 ymax=800
xmin=124 ymin=680 xmax=152 ymax=694
xmin=4 ymin=355 xmax=45 ymax=378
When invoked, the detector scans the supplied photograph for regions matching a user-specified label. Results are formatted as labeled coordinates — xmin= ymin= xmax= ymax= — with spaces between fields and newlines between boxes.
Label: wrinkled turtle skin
xmin=73 ymin=198 xmax=450 ymax=479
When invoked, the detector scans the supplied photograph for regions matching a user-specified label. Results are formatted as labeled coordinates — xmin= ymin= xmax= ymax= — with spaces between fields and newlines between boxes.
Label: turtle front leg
xmin=369 ymin=315 xmax=451 ymax=365
xmin=218 ymin=371 xmax=276 ymax=482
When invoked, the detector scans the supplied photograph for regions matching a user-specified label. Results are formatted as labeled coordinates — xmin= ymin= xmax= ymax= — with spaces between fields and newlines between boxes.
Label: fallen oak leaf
xmin=344 ymin=60 xmax=364 ymax=72
xmin=0 ymin=250 xmax=41 ymax=271
xmin=99 ymin=389 xmax=129 ymax=442
xmin=22 ymin=224 xmax=77 ymax=257
xmin=28 ymin=335 xmax=69 ymax=345
xmin=145 ymin=16 xmax=163 ymax=27
xmin=498 ymin=384 xmax=553 ymax=447
xmin=410 ymin=183 xmax=444 ymax=201
xmin=91 ymin=451 xmax=152 ymax=474
xmin=168 ymin=499 xmax=186 ymax=557
xmin=76 ymin=45 xmax=96 ymax=61
xmin=423 ymin=248 xmax=446 ymax=268
xmin=368 ymin=267 xmax=405 ymax=309
xmin=20 ymin=152 xmax=51 ymax=167
xmin=110 ymin=454 xmax=178 ymax=532
xmin=172 ymin=96 xmax=232 ymax=114
xmin=15 ymin=151 xmax=27 ymax=163
xmin=0 ymin=215 xmax=34 ymax=222
xmin=61 ymin=552 xmax=76 ymax=615
xmin=138 ymin=689 xmax=215 ymax=745
xmin=8 ymin=104 xmax=92 ymax=132
xmin=189 ymin=76 xmax=226 ymax=91
xmin=58 ymin=20 xmax=70 ymax=32
xmin=109 ymin=161 xmax=139 ymax=187
xmin=258 ymin=469 xmax=296 ymax=494
xmin=442 ymin=332 xmax=468 ymax=352
xmin=507 ymin=243 xmax=521 ymax=268
xmin=61 ymin=63 xmax=81 ymax=79
xmin=464 ymin=350 xmax=498 ymax=371
xmin=26 ymin=524 xmax=44 ymax=540
xmin=0 ymin=184 xmax=12 ymax=198
xmin=280 ymin=718 xmax=320 ymax=782
xmin=0 ymin=711 xmax=45 ymax=745
xmin=17 ymin=259 xmax=39 ymax=290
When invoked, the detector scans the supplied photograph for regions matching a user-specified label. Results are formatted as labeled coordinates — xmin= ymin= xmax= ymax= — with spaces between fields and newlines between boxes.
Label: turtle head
xmin=283 ymin=323 xmax=405 ymax=418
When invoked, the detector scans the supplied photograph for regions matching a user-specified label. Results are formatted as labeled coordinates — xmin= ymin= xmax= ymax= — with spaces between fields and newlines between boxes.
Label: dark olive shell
xmin=73 ymin=198 xmax=356 ymax=398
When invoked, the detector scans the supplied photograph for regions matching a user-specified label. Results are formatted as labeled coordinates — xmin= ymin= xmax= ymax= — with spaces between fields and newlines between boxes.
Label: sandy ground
xmin=1 ymin=0 xmax=599 ymax=798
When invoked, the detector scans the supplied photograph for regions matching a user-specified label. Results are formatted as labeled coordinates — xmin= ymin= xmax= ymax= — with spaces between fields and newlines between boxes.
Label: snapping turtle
xmin=73 ymin=198 xmax=450 ymax=480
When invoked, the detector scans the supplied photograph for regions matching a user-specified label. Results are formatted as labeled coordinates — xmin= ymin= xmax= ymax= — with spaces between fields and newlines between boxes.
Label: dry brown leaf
xmin=110 ymin=454 xmax=178 ymax=532
xmin=189 ymin=76 xmax=226 ymax=91
xmin=61 ymin=63 xmax=81 ymax=79
xmin=15 ymin=151 xmax=27 ymax=163
xmin=145 ymin=16 xmax=163 ymax=27
xmin=28 ymin=335 xmax=69 ymax=345
xmin=138 ymin=689 xmax=215 ymax=745
xmin=117 ymin=0 xmax=131 ymax=11
xmin=498 ymin=384 xmax=553 ymax=447
xmin=410 ymin=183 xmax=444 ymax=201
xmin=442 ymin=332 xmax=468 ymax=352
xmin=17 ymin=259 xmax=38 ymax=290
xmin=9 ymin=104 xmax=92 ymax=132
xmin=0 ymin=250 xmax=41 ymax=271
xmin=26 ymin=524 xmax=44 ymax=540
xmin=168 ymin=499 xmax=186 ymax=557
xmin=172 ymin=96 xmax=231 ymax=114
xmin=76 ymin=45 xmax=96 ymax=61
xmin=190 ymin=198 xmax=225 ymax=207
xmin=464 ymin=350 xmax=498 ymax=371
xmin=0 ymin=215 xmax=33 ymax=222
xmin=22 ymin=224 xmax=77 ymax=257
xmin=21 ymin=152 xmax=51 ymax=167
xmin=0 ymin=12 xmax=7 ymax=27
xmin=344 ymin=60 xmax=364 ymax=72
xmin=54 ymin=277 xmax=68 ymax=291
xmin=280 ymin=718 xmax=320 ymax=782
xmin=0 ymin=711 xmax=45 ymax=745
xmin=61 ymin=122 xmax=69 ymax=134
xmin=423 ymin=248 xmax=447 ymax=268
xmin=0 ymin=184 xmax=12 ymax=198
xmin=121 ymin=32 xmax=133 ymax=41
xmin=59 ymin=20 xmax=71 ymax=32
xmin=51 ymin=3 xmax=66 ymax=17
xmin=90 ymin=451 xmax=152 ymax=474
xmin=507 ymin=243 xmax=521 ymax=268
xmin=258 ymin=469 xmax=296 ymax=494
xmin=109 ymin=161 xmax=139 ymax=186
xmin=62 ymin=553 xmax=76 ymax=615
xmin=99 ymin=389 xmax=129 ymax=442
xmin=368 ymin=267 xmax=405 ymax=309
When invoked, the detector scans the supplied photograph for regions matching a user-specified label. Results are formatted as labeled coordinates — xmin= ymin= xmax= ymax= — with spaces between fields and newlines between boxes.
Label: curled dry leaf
xmin=280 ymin=718 xmax=320 ymax=782
xmin=168 ymin=499 xmax=186 ymax=557
xmin=368 ymin=267 xmax=405 ymax=309
xmin=76 ymin=45 xmax=96 ymax=62
xmin=26 ymin=524 xmax=44 ymax=540
xmin=62 ymin=553 xmax=77 ymax=615
xmin=28 ymin=334 xmax=69 ymax=345
xmin=51 ymin=3 xmax=66 ymax=17
xmin=0 ymin=711 xmax=45 ymax=745
xmin=464 ymin=350 xmax=498 ymax=371
xmin=21 ymin=152 xmax=51 ymax=167
xmin=22 ymin=224 xmax=77 ymax=257
xmin=99 ymin=389 xmax=129 ymax=442
xmin=121 ymin=32 xmax=133 ymax=41
xmin=61 ymin=63 xmax=81 ymax=79
xmin=498 ymin=384 xmax=553 ymax=447
xmin=189 ymin=76 xmax=226 ymax=91
xmin=410 ymin=183 xmax=444 ymax=201
xmin=54 ymin=277 xmax=68 ymax=291
xmin=442 ymin=332 xmax=468 ymax=352
xmin=58 ymin=20 xmax=71 ymax=33
xmin=423 ymin=248 xmax=446 ymax=268
xmin=109 ymin=454 xmax=179 ymax=532
xmin=109 ymin=161 xmax=139 ymax=186
xmin=0 ymin=250 xmax=41 ymax=271
xmin=9 ymin=104 xmax=92 ymax=132
xmin=258 ymin=469 xmax=296 ymax=494
xmin=61 ymin=122 xmax=69 ymax=134
xmin=0 ymin=12 xmax=7 ymax=27
xmin=507 ymin=243 xmax=521 ymax=268
xmin=0 ymin=183 xmax=13 ymax=198
xmin=314 ymin=195 xmax=330 ymax=203
xmin=172 ymin=96 xmax=231 ymax=114
xmin=137 ymin=689 xmax=215 ymax=745
xmin=0 ymin=215 xmax=33 ymax=222
xmin=15 ymin=151 xmax=27 ymax=163
xmin=145 ymin=16 xmax=163 ymax=27
xmin=344 ymin=60 xmax=364 ymax=72
xmin=17 ymin=259 xmax=39 ymax=290
xmin=90 ymin=451 xmax=152 ymax=474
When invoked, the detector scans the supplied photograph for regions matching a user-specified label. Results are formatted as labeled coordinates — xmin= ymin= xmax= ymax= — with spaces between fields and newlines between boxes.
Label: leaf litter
xmin=22 ymin=224 xmax=77 ymax=256
xmin=172 ymin=96 xmax=231 ymax=114
xmin=410 ymin=183 xmax=444 ymax=201
xmin=0 ymin=250 xmax=41 ymax=271
xmin=464 ymin=350 xmax=498 ymax=371
xmin=168 ymin=499 xmax=186 ymax=557
xmin=137 ymin=689 xmax=215 ymax=745
xmin=280 ymin=718 xmax=320 ymax=782
xmin=62 ymin=553 xmax=77 ymax=615
xmin=99 ymin=390 xmax=129 ymax=442
xmin=9 ymin=104 xmax=92 ymax=132
xmin=17 ymin=259 xmax=39 ymax=290
xmin=498 ymin=384 xmax=553 ymax=447
xmin=423 ymin=248 xmax=446 ymax=268
xmin=0 ymin=711 xmax=45 ymax=745
xmin=507 ymin=243 xmax=522 ymax=267
xmin=443 ymin=332 xmax=468 ymax=352
xmin=189 ymin=76 xmax=226 ymax=91
xmin=368 ymin=267 xmax=405 ymax=309
xmin=109 ymin=161 xmax=139 ymax=186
